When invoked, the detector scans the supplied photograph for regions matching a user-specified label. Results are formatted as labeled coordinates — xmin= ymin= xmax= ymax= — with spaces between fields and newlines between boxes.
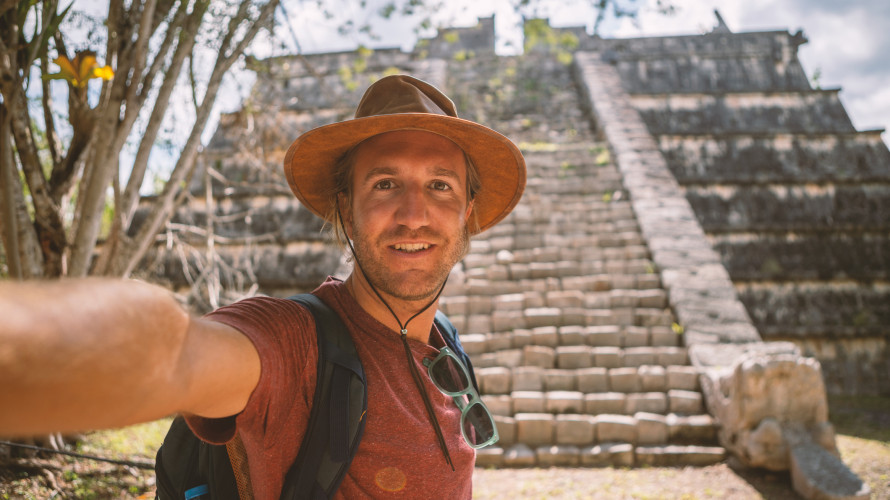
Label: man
xmin=0 ymin=75 xmax=526 ymax=498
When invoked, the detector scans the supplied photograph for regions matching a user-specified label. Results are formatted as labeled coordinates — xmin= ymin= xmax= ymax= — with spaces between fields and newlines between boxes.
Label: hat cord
xmin=336 ymin=199 xmax=456 ymax=471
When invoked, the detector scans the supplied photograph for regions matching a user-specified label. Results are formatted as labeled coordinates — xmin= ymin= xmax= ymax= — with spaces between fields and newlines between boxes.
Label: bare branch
xmin=119 ymin=1 xmax=209 ymax=228
xmin=112 ymin=0 xmax=279 ymax=277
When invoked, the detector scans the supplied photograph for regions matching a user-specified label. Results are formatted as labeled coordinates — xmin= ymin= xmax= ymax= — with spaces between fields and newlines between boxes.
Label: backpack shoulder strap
xmin=433 ymin=310 xmax=480 ymax=393
xmin=280 ymin=293 xmax=368 ymax=500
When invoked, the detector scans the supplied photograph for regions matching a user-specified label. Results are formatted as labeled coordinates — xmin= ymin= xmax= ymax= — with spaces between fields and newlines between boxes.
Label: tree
xmin=0 ymin=0 xmax=279 ymax=281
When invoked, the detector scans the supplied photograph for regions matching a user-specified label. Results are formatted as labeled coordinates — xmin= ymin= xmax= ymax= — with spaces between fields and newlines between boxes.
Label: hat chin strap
xmin=336 ymin=198 xmax=456 ymax=471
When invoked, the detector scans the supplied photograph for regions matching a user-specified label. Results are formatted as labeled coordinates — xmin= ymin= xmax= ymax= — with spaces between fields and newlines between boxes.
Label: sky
xmin=273 ymin=0 xmax=889 ymax=144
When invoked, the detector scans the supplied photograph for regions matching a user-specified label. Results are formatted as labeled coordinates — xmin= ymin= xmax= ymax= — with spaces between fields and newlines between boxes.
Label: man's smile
xmin=392 ymin=242 xmax=432 ymax=253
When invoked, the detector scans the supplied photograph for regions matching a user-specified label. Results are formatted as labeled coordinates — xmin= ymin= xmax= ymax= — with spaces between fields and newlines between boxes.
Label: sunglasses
xmin=423 ymin=347 xmax=499 ymax=449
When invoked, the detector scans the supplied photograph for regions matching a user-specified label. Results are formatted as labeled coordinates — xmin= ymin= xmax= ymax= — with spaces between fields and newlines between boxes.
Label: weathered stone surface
xmin=577 ymin=367 xmax=609 ymax=393
xmin=478 ymin=367 xmax=511 ymax=395
xmin=635 ymin=445 xmax=726 ymax=467
xmin=635 ymin=412 xmax=669 ymax=445
xmin=512 ymin=366 xmax=544 ymax=391
xmin=513 ymin=391 xmax=546 ymax=414
xmin=543 ymin=369 xmax=576 ymax=391
xmin=788 ymin=432 xmax=871 ymax=500
xmin=546 ymin=391 xmax=585 ymax=414
xmin=555 ymin=414 xmax=597 ymax=445
xmin=515 ymin=413 xmax=555 ymax=446
xmin=502 ymin=443 xmax=536 ymax=467
xmin=474 ymin=446 xmax=504 ymax=467
xmin=493 ymin=416 xmax=517 ymax=447
xmin=595 ymin=414 xmax=637 ymax=444
xmin=536 ymin=445 xmax=581 ymax=466
xmin=580 ymin=443 xmax=635 ymax=467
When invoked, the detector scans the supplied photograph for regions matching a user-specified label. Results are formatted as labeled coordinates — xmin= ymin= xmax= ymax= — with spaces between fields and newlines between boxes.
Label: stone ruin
xmin=136 ymin=12 xmax=886 ymax=499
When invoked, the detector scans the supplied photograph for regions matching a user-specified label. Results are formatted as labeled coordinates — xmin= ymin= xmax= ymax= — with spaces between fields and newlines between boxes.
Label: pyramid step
xmin=480 ymin=389 xmax=703 ymax=416
xmin=477 ymin=443 xmax=726 ymax=468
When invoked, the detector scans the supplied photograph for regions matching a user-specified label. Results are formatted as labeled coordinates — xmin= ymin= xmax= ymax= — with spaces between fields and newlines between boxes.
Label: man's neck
xmin=344 ymin=273 xmax=439 ymax=343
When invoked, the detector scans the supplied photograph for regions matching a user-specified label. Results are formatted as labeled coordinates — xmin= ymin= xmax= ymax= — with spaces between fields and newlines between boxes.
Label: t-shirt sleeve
xmin=184 ymin=296 xmax=318 ymax=447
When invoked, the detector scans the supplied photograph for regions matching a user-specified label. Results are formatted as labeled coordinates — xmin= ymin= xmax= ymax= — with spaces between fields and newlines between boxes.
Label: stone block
xmin=546 ymin=391 xmax=585 ymax=413
xmin=512 ymin=366 xmax=544 ymax=391
xmin=635 ymin=445 xmax=726 ymax=467
xmin=522 ymin=291 xmax=545 ymax=308
xmin=635 ymin=412 xmax=669 ymax=445
xmin=531 ymin=326 xmax=559 ymax=347
xmin=502 ymin=443 xmax=536 ymax=467
xmin=494 ymin=293 xmax=525 ymax=311
xmin=466 ymin=314 xmax=492 ymax=334
xmin=638 ymin=365 xmax=667 ymax=392
xmin=486 ymin=332 xmax=513 ymax=351
xmin=610 ymin=289 xmax=638 ymax=307
xmin=543 ymin=369 xmax=576 ymax=391
xmin=557 ymin=346 xmax=594 ymax=369
xmin=623 ymin=326 xmax=650 ymax=347
xmin=515 ymin=413 xmax=555 ymax=446
xmin=494 ymin=349 xmax=523 ymax=368
xmin=668 ymin=389 xmax=703 ymax=414
xmin=478 ymin=367 xmax=511 ymax=394
xmin=636 ymin=308 xmax=673 ymax=327
xmin=493 ymin=415 xmax=517 ymax=447
xmin=511 ymin=329 xmax=533 ymax=348
xmin=626 ymin=392 xmax=668 ymax=414
xmin=492 ymin=310 xmax=523 ymax=333
xmin=584 ymin=392 xmax=626 ymax=415
xmin=536 ymin=445 xmax=581 ymax=466
xmin=440 ymin=296 xmax=468 ymax=316
xmin=512 ymin=391 xmax=546 ymax=413
xmin=460 ymin=334 xmax=488 ymax=356
xmin=469 ymin=296 xmax=493 ymax=315
xmin=593 ymin=347 xmax=624 ymax=368
xmin=667 ymin=414 xmax=718 ymax=443
xmin=576 ymin=367 xmax=609 ymax=393
xmin=657 ymin=347 xmax=689 ymax=366
xmin=556 ymin=414 xmax=597 ymax=445
xmin=623 ymin=347 xmax=658 ymax=367
xmin=562 ymin=308 xmax=588 ymax=326
xmin=547 ymin=290 xmax=584 ymax=308
xmin=594 ymin=414 xmax=637 ymax=444
xmin=666 ymin=365 xmax=700 ymax=391
xmin=558 ymin=325 xmax=586 ymax=346
xmin=585 ymin=326 xmax=622 ymax=346
xmin=474 ymin=446 xmax=504 ymax=467
xmin=525 ymin=307 xmax=561 ymax=328
xmin=650 ymin=326 xmax=680 ymax=347
xmin=637 ymin=289 xmax=667 ymax=308
xmin=523 ymin=345 xmax=556 ymax=368
xmin=580 ymin=443 xmax=635 ymax=467
xmin=482 ymin=395 xmax=513 ymax=417
xmin=586 ymin=309 xmax=616 ymax=326
xmin=609 ymin=367 xmax=642 ymax=393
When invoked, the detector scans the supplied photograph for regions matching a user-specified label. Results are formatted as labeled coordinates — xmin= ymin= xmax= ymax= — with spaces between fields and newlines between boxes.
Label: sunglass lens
xmin=430 ymin=355 xmax=469 ymax=393
xmin=464 ymin=403 xmax=496 ymax=446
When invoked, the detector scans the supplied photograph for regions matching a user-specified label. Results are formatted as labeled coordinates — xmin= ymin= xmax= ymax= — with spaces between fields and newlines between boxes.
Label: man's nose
xmin=394 ymin=186 xmax=429 ymax=229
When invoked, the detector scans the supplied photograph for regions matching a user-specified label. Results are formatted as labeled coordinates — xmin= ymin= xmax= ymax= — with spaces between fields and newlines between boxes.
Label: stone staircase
xmin=438 ymin=54 xmax=725 ymax=467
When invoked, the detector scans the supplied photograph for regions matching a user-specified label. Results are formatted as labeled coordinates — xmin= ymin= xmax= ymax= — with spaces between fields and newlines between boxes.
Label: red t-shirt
xmin=186 ymin=278 xmax=475 ymax=499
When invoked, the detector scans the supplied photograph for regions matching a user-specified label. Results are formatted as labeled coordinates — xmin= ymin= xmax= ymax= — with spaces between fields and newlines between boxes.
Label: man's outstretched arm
xmin=0 ymin=278 xmax=260 ymax=436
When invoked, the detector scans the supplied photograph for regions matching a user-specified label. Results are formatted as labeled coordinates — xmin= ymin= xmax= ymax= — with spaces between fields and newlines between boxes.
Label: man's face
xmin=343 ymin=130 xmax=474 ymax=303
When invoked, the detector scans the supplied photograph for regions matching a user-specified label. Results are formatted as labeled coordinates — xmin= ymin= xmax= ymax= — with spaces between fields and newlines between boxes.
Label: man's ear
xmin=464 ymin=199 xmax=474 ymax=222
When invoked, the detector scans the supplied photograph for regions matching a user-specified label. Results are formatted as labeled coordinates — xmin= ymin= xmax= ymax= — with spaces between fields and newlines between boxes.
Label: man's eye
xmin=374 ymin=180 xmax=393 ymax=190
xmin=431 ymin=180 xmax=451 ymax=191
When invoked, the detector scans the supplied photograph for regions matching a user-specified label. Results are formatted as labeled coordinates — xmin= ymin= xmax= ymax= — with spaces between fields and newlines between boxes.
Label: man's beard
xmin=350 ymin=224 xmax=470 ymax=303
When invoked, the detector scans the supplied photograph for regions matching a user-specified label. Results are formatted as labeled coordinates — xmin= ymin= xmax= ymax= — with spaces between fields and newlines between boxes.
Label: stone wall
xmin=547 ymin=20 xmax=890 ymax=396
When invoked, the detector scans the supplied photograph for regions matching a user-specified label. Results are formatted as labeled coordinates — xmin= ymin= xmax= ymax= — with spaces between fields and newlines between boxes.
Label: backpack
xmin=155 ymin=294 xmax=476 ymax=500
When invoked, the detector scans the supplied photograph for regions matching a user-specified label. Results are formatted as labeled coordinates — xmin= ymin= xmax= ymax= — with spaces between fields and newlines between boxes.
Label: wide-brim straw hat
xmin=283 ymin=74 xmax=526 ymax=234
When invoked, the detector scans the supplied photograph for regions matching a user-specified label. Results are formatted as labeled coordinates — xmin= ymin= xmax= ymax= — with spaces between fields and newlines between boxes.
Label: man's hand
xmin=0 ymin=278 xmax=260 ymax=436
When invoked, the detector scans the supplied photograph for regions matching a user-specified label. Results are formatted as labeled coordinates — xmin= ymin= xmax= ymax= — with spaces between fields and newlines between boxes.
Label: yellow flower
xmin=45 ymin=51 xmax=114 ymax=87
